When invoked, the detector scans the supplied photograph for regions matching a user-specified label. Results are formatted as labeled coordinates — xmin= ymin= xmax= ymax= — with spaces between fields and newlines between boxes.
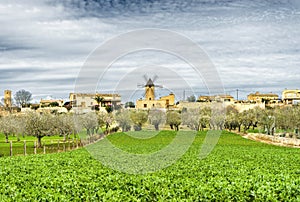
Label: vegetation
xmin=0 ymin=131 xmax=299 ymax=201
xmin=130 ymin=110 xmax=148 ymax=131
xmin=166 ymin=111 xmax=181 ymax=131
xmin=115 ymin=110 xmax=131 ymax=132
xmin=148 ymin=109 xmax=166 ymax=130
xmin=186 ymin=95 xmax=196 ymax=102
xmin=0 ymin=114 xmax=20 ymax=143
xmin=14 ymin=89 xmax=32 ymax=107
xmin=94 ymin=95 xmax=104 ymax=106
xmin=125 ymin=101 xmax=135 ymax=108
xmin=224 ymin=106 xmax=300 ymax=137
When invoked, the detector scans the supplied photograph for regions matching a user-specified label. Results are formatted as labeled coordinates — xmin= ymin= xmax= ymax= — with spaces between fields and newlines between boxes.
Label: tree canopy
xmin=14 ymin=89 xmax=32 ymax=107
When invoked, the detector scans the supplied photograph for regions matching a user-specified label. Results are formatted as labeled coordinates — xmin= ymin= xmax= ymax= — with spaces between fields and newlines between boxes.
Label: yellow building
xmin=247 ymin=92 xmax=278 ymax=103
xmin=40 ymin=99 xmax=64 ymax=107
xmin=136 ymin=79 xmax=175 ymax=109
xmin=282 ymin=89 xmax=300 ymax=105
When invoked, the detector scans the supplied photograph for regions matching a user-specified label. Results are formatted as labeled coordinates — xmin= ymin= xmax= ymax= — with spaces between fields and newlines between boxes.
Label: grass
xmin=0 ymin=130 xmax=299 ymax=201
xmin=0 ymin=133 xmax=79 ymax=157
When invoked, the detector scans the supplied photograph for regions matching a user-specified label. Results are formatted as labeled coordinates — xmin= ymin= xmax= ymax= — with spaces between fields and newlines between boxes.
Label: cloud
xmin=0 ymin=0 xmax=299 ymax=101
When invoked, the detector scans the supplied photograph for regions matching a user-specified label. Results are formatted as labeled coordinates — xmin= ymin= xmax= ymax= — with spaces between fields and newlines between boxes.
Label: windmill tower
xmin=137 ymin=75 xmax=162 ymax=101
xmin=145 ymin=78 xmax=155 ymax=101
xmin=4 ymin=90 xmax=12 ymax=108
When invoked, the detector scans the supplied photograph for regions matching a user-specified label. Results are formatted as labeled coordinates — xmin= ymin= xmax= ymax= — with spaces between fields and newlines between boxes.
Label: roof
xmin=69 ymin=93 xmax=121 ymax=97
xmin=199 ymin=94 xmax=233 ymax=99
xmin=248 ymin=92 xmax=278 ymax=97
xmin=40 ymin=99 xmax=63 ymax=103
xmin=146 ymin=78 xmax=154 ymax=87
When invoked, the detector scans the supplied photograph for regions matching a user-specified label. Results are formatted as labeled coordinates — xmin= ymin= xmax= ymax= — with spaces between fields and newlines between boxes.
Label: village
xmin=1 ymin=78 xmax=300 ymax=116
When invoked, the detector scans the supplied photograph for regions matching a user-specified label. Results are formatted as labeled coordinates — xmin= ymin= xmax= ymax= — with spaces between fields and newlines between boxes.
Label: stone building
xmin=282 ymin=89 xmax=300 ymax=105
xmin=40 ymin=99 xmax=64 ymax=107
xmin=198 ymin=94 xmax=234 ymax=103
xmin=4 ymin=90 xmax=12 ymax=108
xmin=247 ymin=92 xmax=279 ymax=103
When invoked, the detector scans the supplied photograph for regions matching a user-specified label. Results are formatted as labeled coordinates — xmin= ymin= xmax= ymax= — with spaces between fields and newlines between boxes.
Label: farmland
xmin=0 ymin=131 xmax=300 ymax=201
xmin=0 ymin=133 xmax=80 ymax=157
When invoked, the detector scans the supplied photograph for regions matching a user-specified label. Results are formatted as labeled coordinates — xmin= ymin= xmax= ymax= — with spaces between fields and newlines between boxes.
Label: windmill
xmin=137 ymin=75 xmax=163 ymax=101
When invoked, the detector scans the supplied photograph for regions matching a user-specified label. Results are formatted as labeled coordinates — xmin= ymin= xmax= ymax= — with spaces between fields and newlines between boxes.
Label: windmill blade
xmin=152 ymin=75 xmax=158 ymax=83
xmin=155 ymin=84 xmax=163 ymax=88
xmin=143 ymin=74 xmax=148 ymax=82
xmin=137 ymin=83 xmax=145 ymax=88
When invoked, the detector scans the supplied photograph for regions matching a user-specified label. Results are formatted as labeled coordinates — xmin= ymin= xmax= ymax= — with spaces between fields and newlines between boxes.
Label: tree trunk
xmin=37 ymin=136 xmax=42 ymax=148
xmin=154 ymin=124 xmax=159 ymax=131
xmin=5 ymin=133 xmax=8 ymax=143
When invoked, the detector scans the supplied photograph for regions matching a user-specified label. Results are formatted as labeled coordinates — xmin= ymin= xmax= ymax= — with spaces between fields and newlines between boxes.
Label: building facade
xmin=69 ymin=93 xmax=121 ymax=109
xmin=282 ymin=89 xmax=300 ymax=105
xmin=247 ymin=92 xmax=279 ymax=103
xmin=40 ymin=99 xmax=64 ymax=107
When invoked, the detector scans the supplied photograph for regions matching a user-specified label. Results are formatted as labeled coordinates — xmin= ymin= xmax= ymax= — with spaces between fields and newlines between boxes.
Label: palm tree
xmin=94 ymin=95 xmax=104 ymax=108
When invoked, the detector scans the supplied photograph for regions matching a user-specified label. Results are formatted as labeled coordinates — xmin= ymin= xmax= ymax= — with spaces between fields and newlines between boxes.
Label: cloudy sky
xmin=1 ymin=0 xmax=300 ymax=103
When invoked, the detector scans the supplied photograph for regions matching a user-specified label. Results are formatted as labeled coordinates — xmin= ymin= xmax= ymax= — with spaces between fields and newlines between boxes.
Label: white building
xmin=69 ymin=93 xmax=121 ymax=110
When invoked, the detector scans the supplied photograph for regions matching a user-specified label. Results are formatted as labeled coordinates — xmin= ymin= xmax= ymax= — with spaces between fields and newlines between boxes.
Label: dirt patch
xmin=240 ymin=132 xmax=300 ymax=148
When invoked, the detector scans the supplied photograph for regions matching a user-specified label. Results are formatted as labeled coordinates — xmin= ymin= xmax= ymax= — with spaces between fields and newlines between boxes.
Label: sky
xmin=1 ymin=0 xmax=300 ymax=103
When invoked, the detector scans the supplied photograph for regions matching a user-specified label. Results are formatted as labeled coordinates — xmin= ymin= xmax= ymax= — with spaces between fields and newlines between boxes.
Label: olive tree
xmin=54 ymin=114 xmax=75 ymax=141
xmin=0 ymin=115 xmax=19 ymax=143
xmin=181 ymin=108 xmax=201 ymax=131
xmin=210 ymin=108 xmax=225 ymax=130
xmin=148 ymin=109 xmax=166 ymax=131
xmin=24 ymin=112 xmax=55 ymax=147
xmin=199 ymin=107 xmax=211 ymax=130
xmin=115 ymin=110 xmax=131 ymax=132
xmin=81 ymin=112 xmax=98 ymax=136
xmin=97 ymin=111 xmax=114 ymax=133
xmin=130 ymin=110 xmax=148 ymax=131
xmin=166 ymin=111 xmax=181 ymax=131
xmin=257 ymin=109 xmax=275 ymax=135
xmin=225 ymin=106 xmax=239 ymax=131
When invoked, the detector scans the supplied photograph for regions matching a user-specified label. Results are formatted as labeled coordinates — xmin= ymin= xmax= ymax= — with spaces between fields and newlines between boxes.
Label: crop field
xmin=0 ymin=131 xmax=300 ymax=201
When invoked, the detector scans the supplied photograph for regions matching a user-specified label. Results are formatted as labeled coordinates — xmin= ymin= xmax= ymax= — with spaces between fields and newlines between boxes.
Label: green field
xmin=0 ymin=131 xmax=300 ymax=201
xmin=0 ymin=133 xmax=79 ymax=157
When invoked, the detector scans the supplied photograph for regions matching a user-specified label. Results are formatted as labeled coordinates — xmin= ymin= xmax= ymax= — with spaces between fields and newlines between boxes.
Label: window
xmin=149 ymin=98 xmax=151 ymax=100
xmin=144 ymin=104 xmax=147 ymax=108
